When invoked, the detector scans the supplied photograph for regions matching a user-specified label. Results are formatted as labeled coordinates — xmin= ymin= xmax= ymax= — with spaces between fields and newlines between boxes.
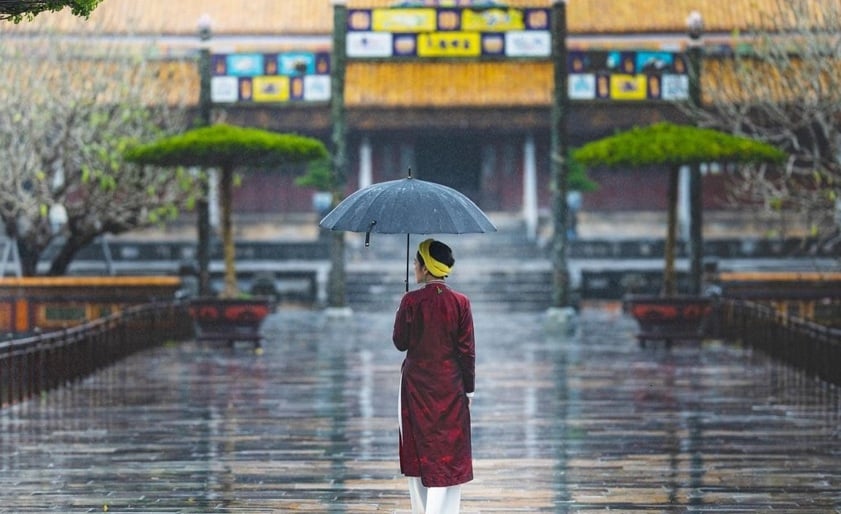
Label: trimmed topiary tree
xmin=125 ymin=123 xmax=327 ymax=298
xmin=573 ymin=122 xmax=785 ymax=296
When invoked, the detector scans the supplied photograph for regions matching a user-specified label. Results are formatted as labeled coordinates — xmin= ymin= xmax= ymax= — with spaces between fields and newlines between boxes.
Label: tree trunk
xmin=663 ymin=166 xmax=679 ymax=296
xmin=48 ymin=233 xmax=96 ymax=276
xmin=15 ymin=238 xmax=40 ymax=276
xmin=220 ymin=167 xmax=237 ymax=298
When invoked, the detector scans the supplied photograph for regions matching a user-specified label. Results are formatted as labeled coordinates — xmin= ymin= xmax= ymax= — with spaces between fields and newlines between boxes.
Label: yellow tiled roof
xmin=1 ymin=0 xmax=828 ymax=36
xmin=1 ymin=1 xmax=820 ymax=110
xmin=345 ymin=59 xmax=739 ymax=107
xmin=1 ymin=0 xmax=334 ymax=35
xmin=347 ymin=61 xmax=553 ymax=107
xmin=570 ymin=0 xmax=763 ymax=34
xmin=349 ymin=0 xmax=552 ymax=6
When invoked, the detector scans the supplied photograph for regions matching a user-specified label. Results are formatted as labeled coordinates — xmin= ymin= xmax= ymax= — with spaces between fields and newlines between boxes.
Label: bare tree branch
xmin=0 ymin=27 xmax=195 ymax=275
xmin=701 ymin=0 xmax=841 ymax=243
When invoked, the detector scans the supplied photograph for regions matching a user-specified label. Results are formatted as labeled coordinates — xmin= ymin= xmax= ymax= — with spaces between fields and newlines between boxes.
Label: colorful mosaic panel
xmin=568 ymin=50 xmax=690 ymax=101
xmin=347 ymin=6 xmax=551 ymax=59
xmin=210 ymin=52 xmax=331 ymax=104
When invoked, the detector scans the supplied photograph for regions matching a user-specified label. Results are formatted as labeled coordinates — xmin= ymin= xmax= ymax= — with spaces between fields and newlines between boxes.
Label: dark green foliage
xmin=571 ymin=121 xmax=786 ymax=297
xmin=572 ymin=122 xmax=786 ymax=168
xmin=124 ymin=124 xmax=328 ymax=170
xmin=123 ymin=123 xmax=328 ymax=297
xmin=1 ymin=0 xmax=102 ymax=22
xmin=295 ymin=158 xmax=333 ymax=191
xmin=567 ymin=153 xmax=599 ymax=192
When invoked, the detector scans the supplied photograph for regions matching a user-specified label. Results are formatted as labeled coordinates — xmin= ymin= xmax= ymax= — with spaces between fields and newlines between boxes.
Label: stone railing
xmin=0 ymin=301 xmax=193 ymax=408
xmin=719 ymin=299 xmax=841 ymax=387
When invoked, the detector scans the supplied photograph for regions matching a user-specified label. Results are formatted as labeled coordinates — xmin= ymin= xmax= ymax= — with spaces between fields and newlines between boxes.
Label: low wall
xmin=720 ymin=299 xmax=841 ymax=387
xmin=0 ymin=276 xmax=182 ymax=336
xmin=0 ymin=301 xmax=193 ymax=407
xmin=715 ymin=271 xmax=841 ymax=327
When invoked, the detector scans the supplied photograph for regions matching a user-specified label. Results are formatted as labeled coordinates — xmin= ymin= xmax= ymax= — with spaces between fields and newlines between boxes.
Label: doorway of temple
xmin=415 ymin=135 xmax=482 ymax=204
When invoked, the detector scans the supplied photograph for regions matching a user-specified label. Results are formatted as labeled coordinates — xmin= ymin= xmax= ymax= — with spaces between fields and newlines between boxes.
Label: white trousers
xmin=408 ymin=477 xmax=461 ymax=514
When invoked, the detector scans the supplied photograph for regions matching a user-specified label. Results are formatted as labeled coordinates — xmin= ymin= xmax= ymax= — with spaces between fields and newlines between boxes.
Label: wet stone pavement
xmin=1 ymin=305 xmax=840 ymax=513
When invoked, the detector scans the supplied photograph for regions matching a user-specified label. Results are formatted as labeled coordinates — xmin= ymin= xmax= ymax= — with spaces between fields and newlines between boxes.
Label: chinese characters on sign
xmin=345 ymin=5 xmax=689 ymax=103
xmin=568 ymin=50 xmax=690 ymax=101
xmin=210 ymin=52 xmax=332 ymax=104
xmin=209 ymin=8 xmax=689 ymax=105
xmin=346 ymin=6 xmax=552 ymax=59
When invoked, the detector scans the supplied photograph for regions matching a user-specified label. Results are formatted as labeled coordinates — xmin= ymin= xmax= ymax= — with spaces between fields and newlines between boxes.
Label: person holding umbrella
xmin=393 ymin=238 xmax=475 ymax=514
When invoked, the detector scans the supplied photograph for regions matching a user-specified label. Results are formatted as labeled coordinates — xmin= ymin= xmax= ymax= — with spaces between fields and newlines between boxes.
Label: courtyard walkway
xmin=1 ymin=305 xmax=839 ymax=513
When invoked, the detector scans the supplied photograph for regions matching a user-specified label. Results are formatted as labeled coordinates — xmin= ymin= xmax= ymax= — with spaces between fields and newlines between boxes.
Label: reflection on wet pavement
xmin=1 ymin=306 xmax=839 ymax=512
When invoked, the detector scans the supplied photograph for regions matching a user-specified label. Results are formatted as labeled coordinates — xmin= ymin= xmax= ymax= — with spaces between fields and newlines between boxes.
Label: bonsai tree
xmin=125 ymin=123 xmax=328 ymax=298
xmin=573 ymin=122 xmax=785 ymax=296
xmin=567 ymin=154 xmax=599 ymax=194
xmin=295 ymin=158 xmax=333 ymax=192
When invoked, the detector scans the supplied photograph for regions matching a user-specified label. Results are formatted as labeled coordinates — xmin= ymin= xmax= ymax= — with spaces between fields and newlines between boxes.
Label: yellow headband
xmin=418 ymin=239 xmax=451 ymax=278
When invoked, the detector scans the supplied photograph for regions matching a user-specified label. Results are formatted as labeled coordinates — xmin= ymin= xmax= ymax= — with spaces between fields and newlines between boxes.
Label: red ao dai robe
xmin=392 ymin=281 xmax=475 ymax=488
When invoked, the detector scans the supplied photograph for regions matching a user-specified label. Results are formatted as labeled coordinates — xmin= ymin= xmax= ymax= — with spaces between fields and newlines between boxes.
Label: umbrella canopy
xmin=319 ymin=173 xmax=497 ymax=291
xmin=320 ymin=175 xmax=496 ymax=235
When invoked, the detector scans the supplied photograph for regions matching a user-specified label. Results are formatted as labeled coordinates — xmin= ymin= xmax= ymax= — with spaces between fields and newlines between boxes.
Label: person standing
xmin=393 ymin=238 xmax=475 ymax=514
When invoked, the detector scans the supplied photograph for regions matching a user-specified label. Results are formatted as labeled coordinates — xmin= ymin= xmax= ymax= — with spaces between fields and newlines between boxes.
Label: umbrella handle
xmin=364 ymin=220 xmax=376 ymax=247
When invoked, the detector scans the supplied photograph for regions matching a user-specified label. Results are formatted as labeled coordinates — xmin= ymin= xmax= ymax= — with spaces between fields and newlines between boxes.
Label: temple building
xmin=3 ymin=0 xmax=798 ymax=237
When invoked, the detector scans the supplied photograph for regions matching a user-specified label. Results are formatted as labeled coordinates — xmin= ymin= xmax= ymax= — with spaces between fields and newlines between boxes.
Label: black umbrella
xmin=319 ymin=171 xmax=497 ymax=291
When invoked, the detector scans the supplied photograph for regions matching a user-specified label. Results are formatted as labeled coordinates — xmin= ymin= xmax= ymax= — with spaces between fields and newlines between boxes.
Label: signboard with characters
xmin=568 ymin=50 xmax=690 ymax=101
xmin=210 ymin=52 xmax=332 ymax=104
xmin=346 ymin=6 xmax=551 ymax=59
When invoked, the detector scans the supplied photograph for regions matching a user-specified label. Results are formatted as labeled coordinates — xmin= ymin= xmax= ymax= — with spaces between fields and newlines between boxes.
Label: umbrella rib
xmin=320 ymin=177 xmax=496 ymax=235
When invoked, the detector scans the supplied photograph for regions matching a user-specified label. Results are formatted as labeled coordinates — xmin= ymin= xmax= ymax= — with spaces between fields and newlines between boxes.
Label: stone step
xmin=343 ymin=224 xmax=548 ymax=263
xmin=346 ymin=224 xmax=552 ymax=311
xmin=346 ymin=263 xmax=553 ymax=311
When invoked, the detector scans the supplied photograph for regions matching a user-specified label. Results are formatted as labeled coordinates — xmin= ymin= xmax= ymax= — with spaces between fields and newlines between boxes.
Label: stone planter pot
xmin=624 ymin=295 xmax=713 ymax=347
xmin=187 ymin=297 xmax=273 ymax=348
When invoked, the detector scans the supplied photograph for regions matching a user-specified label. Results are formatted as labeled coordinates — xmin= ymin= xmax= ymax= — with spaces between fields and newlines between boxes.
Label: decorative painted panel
xmin=210 ymin=52 xmax=331 ymax=104
xmin=568 ymin=50 xmax=690 ymax=101
xmin=346 ymin=6 xmax=551 ymax=59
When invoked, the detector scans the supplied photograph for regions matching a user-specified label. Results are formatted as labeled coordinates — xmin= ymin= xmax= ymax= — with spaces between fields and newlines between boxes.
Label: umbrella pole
xmin=405 ymin=234 xmax=410 ymax=292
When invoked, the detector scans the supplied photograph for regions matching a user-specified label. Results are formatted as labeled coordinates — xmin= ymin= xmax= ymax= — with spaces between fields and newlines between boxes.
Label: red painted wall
xmin=231 ymin=137 xmax=737 ymax=215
